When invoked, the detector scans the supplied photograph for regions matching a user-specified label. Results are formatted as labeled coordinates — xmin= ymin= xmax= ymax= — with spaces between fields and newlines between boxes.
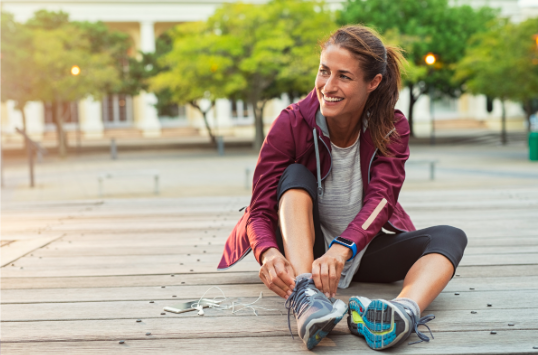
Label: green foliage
xmin=455 ymin=17 xmax=538 ymax=120
xmin=30 ymin=23 xmax=119 ymax=103
xmin=1 ymin=12 xmax=38 ymax=113
xmin=151 ymin=0 xmax=337 ymax=149
xmin=339 ymin=0 xmax=497 ymax=96
xmin=339 ymin=0 xmax=497 ymax=135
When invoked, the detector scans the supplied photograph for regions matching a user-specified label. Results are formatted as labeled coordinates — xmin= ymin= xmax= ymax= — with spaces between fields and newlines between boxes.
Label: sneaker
xmin=347 ymin=297 xmax=435 ymax=350
xmin=285 ymin=277 xmax=347 ymax=350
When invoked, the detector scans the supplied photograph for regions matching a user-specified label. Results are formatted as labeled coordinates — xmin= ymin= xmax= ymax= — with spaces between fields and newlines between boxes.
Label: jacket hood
xmin=296 ymin=89 xmax=321 ymax=129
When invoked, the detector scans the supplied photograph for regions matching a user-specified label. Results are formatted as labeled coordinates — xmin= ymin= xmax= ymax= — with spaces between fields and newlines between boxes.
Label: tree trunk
xmin=501 ymin=99 xmax=507 ymax=145
xmin=190 ymin=101 xmax=216 ymax=147
xmin=17 ymin=102 xmax=28 ymax=151
xmin=54 ymin=101 xmax=67 ymax=157
xmin=252 ymin=99 xmax=267 ymax=152
xmin=407 ymin=84 xmax=417 ymax=137
xmin=523 ymin=100 xmax=532 ymax=133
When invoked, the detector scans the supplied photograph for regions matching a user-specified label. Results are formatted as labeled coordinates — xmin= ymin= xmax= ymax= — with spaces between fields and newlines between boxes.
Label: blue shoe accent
xmin=348 ymin=297 xmax=435 ymax=350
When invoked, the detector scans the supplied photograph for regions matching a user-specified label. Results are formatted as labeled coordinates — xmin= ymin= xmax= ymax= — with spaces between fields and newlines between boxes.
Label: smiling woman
xmin=219 ymin=25 xmax=467 ymax=351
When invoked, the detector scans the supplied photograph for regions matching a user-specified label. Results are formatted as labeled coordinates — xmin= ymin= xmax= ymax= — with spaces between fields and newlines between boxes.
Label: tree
xmin=150 ymin=0 xmax=337 ymax=150
xmin=1 ymin=12 xmax=39 ymax=141
xmin=25 ymin=10 xmax=121 ymax=156
xmin=455 ymin=17 xmax=538 ymax=144
xmin=339 ymin=0 xmax=497 ymax=136
xmin=149 ymin=21 xmax=239 ymax=145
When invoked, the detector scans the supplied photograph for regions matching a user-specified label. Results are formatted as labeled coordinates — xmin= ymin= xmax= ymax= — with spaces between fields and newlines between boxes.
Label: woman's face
xmin=315 ymin=45 xmax=382 ymax=120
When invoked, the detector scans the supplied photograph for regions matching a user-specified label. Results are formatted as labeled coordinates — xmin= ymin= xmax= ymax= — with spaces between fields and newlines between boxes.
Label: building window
xmin=102 ymin=94 xmax=133 ymax=127
xmin=44 ymin=102 xmax=79 ymax=124
xmin=230 ymin=100 xmax=252 ymax=121
xmin=231 ymin=100 xmax=239 ymax=118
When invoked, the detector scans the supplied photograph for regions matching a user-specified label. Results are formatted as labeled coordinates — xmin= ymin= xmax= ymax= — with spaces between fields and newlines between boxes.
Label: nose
xmin=324 ymin=73 xmax=338 ymax=94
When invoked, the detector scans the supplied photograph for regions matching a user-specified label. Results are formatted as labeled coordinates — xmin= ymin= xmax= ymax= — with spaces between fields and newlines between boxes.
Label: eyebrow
xmin=320 ymin=63 xmax=353 ymax=76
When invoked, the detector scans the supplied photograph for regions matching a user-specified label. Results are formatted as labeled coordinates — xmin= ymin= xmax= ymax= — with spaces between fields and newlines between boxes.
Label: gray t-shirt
xmin=316 ymin=110 xmax=369 ymax=288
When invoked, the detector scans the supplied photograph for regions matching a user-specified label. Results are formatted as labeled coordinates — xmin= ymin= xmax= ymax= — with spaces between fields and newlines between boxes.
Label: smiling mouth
xmin=323 ymin=93 xmax=344 ymax=102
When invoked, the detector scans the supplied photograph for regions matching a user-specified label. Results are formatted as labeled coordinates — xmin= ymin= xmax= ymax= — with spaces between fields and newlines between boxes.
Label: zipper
xmin=313 ymin=128 xmax=333 ymax=197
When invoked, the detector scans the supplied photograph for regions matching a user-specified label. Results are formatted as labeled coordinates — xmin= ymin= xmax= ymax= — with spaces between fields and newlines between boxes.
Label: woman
xmin=218 ymin=25 xmax=467 ymax=351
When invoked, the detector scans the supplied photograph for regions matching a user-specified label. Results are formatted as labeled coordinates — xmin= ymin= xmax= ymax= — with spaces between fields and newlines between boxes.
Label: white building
xmin=1 ymin=0 xmax=535 ymax=145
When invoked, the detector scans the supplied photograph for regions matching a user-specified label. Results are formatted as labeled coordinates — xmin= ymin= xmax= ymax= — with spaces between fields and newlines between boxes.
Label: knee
xmin=278 ymin=164 xmax=317 ymax=203
xmin=280 ymin=188 xmax=313 ymax=206
xmin=430 ymin=225 xmax=468 ymax=253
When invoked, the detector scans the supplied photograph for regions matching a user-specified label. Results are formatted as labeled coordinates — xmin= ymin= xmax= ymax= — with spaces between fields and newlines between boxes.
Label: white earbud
xmin=195 ymin=305 xmax=205 ymax=316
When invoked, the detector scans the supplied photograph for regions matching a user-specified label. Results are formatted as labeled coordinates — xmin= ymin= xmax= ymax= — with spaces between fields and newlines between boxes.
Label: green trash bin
xmin=530 ymin=132 xmax=538 ymax=161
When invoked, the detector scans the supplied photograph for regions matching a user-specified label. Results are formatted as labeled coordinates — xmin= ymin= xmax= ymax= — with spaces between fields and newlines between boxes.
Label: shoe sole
xmin=348 ymin=298 xmax=410 ymax=350
xmin=304 ymin=299 xmax=347 ymax=350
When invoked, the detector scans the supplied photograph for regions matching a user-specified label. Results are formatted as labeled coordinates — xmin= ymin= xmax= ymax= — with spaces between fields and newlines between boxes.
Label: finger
xmin=260 ymin=268 xmax=288 ymax=299
xmin=329 ymin=263 xmax=338 ymax=298
xmin=265 ymin=272 xmax=288 ymax=299
xmin=269 ymin=265 xmax=292 ymax=295
xmin=285 ymin=264 xmax=296 ymax=289
xmin=312 ymin=261 xmax=323 ymax=291
xmin=320 ymin=263 xmax=330 ymax=297
xmin=275 ymin=262 xmax=295 ymax=291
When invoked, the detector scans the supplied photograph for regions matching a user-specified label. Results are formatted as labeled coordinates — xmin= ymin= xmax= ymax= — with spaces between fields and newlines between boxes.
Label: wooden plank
xmin=27 ymin=244 xmax=538 ymax=258
xmin=2 ymin=268 xmax=538 ymax=290
xmin=3 ymin=275 xmax=538 ymax=303
xmin=1 ymin=235 xmax=64 ymax=267
xmin=1 ymin=290 xmax=536 ymax=322
xmin=0 ymin=272 xmax=261 ymax=290
xmin=454 ymin=264 xmax=538 ymax=278
xmin=4 ymin=252 xmax=537 ymax=278
xmin=2 ymin=331 xmax=538 ymax=355
xmin=1 ymin=308 xmax=537 ymax=342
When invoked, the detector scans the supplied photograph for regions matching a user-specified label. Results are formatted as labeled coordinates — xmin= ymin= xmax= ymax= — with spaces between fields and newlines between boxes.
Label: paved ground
xmin=2 ymin=141 xmax=537 ymax=202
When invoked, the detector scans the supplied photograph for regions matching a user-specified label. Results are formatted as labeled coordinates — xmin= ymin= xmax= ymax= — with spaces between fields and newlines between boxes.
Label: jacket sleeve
xmin=340 ymin=113 xmax=410 ymax=252
xmin=247 ymin=110 xmax=296 ymax=264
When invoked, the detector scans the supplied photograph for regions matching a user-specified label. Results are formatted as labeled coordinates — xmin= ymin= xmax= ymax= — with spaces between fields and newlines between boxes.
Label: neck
xmin=325 ymin=111 xmax=363 ymax=148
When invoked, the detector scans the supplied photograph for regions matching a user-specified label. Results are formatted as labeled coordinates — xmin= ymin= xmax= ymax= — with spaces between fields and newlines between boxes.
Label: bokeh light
xmin=71 ymin=65 xmax=81 ymax=76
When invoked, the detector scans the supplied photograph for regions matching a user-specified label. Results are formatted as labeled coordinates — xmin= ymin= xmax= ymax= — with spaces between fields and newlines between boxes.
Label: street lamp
xmin=425 ymin=53 xmax=436 ymax=145
xmin=71 ymin=65 xmax=81 ymax=76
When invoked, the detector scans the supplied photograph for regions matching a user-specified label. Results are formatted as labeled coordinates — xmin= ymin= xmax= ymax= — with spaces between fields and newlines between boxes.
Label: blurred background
xmin=1 ymin=0 xmax=538 ymax=202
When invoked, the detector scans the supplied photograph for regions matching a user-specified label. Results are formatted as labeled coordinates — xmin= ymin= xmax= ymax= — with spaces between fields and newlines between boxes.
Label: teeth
xmin=324 ymin=96 xmax=343 ymax=102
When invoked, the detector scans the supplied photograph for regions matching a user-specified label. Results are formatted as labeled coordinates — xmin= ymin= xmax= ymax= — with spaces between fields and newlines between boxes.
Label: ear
xmin=367 ymin=74 xmax=383 ymax=93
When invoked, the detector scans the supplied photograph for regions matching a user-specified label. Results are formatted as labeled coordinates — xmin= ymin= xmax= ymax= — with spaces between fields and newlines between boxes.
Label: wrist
xmin=260 ymin=247 xmax=280 ymax=264
xmin=331 ymin=243 xmax=353 ymax=260
xmin=329 ymin=237 xmax=357 ymax=261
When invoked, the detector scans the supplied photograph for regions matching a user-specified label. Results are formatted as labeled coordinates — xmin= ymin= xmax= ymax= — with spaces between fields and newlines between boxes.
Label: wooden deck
xmin=2 ymin=189 xmax=538 ymax=354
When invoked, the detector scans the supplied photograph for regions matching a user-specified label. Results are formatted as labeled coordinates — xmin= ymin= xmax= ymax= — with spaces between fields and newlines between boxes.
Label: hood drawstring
xmin=313 ymin=128 xmax=323 ymax=198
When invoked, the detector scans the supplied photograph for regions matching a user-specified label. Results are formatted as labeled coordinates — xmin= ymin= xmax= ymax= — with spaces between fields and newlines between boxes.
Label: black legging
xmin=275 ymin=164 xmax=467 ymax=282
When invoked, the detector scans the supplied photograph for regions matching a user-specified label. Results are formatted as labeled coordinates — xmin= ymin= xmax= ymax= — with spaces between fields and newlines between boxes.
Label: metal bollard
xmin=217 ymin=136 xmax=224 ymax=156
xmin=110 ymin=138 xmax=117 ymax=160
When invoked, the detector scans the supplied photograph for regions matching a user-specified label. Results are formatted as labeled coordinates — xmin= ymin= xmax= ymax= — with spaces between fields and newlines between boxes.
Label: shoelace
xmin=284 ymin=278 xmax=314 ymax=339
xmin=407 ymin=311 xmax=435 ymax=345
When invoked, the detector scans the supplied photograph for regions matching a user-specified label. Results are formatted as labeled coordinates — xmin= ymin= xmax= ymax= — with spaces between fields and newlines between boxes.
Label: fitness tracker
xmin=329 ymin=236 xmax=357 ymax=262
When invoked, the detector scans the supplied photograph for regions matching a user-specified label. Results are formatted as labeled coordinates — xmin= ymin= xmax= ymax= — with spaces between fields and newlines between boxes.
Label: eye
xmin=340 ymin=74 xmax=350 ymax=80
xmin=319 ymin=68 xmax=329 ymax=75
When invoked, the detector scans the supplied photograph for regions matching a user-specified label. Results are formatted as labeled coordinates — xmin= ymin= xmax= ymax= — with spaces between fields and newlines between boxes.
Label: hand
xmin=259 ymin=248 xmax=296 ymax=299
xmin=312 ymin=244 xmax=351 ymax=298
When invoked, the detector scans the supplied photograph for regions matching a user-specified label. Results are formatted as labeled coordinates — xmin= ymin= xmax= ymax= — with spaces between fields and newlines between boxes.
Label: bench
xmin=98 ymin=170 xmax=160 ymax=196
xmin=244 ymin=159 xmax=437 ymax=189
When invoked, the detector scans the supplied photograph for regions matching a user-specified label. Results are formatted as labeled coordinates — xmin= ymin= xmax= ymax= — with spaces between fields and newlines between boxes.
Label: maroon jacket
xmin=218 ymin=89 xmax=415 ymax=270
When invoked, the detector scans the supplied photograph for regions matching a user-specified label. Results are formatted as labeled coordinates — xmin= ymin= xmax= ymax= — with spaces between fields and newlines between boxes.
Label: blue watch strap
xmin=329 ymin=237 xmax=357 ymax=262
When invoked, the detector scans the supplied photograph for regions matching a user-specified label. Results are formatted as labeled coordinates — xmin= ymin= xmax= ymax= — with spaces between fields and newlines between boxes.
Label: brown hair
xmin=322 ymin=25 xmax=406 ymax=156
